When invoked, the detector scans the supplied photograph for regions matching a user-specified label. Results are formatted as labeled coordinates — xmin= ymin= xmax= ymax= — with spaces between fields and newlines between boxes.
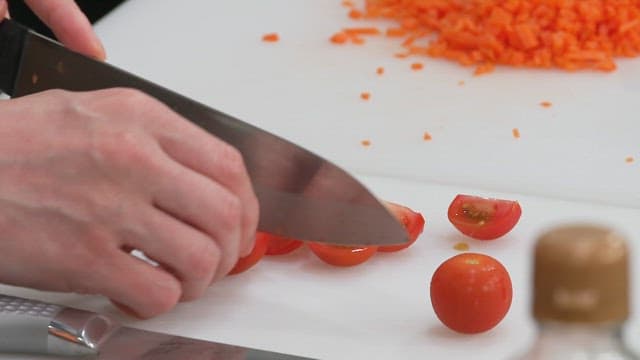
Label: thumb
xmin=0 ymin=0 xmax=8 ymax=20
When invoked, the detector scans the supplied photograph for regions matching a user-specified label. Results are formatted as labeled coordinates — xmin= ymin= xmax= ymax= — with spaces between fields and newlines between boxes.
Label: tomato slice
xmin=265 ymin=235 xmax=303 ymax=255
xmin=379 ymin=202 xmax=425 ymax=252
xmin=447 ymin=194 xmax=521 ymax=240
xmin=430 ymin=253 xmax=513 ymax=334
xmin=228 ymin=232 xmax=270 ymax=275
xmin=308 ymin=243 xmax=377 ymax=267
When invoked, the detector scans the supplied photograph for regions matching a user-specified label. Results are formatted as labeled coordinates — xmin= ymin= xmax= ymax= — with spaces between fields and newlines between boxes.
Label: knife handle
xmin=0 ymin=294 xmax=120 ymax=356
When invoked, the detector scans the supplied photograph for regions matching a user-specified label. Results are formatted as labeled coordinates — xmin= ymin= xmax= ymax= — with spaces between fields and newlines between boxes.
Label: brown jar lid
xmin=533 ymin=224 xmax=629 ymax=324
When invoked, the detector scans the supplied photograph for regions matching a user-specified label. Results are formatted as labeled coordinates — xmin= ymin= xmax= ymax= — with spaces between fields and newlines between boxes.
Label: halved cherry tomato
xmin=228 ymin=232 xmax=270 ymax=275
xmin=265 ymin=235 xmax=303 ymax=255
xmin=430 ymin=253 xmax=512 ymax=334
xmin=447 ymin=194 xmax=521 ymax=240
xmin=308 ymin=243 xmax=377 ymax=267
xmin=379 ymin=202 xmax=425 ymax=252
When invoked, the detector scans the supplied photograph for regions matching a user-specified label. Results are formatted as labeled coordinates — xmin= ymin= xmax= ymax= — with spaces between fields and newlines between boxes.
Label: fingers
xmin=127 ymin=207 xmax=222 ymax=301
xmin=90 ymin=248 xmax=182 ymax=319
xmin=0 ymin=0 xmax=8 ymax=19
xmin=157 ymin=126 xmax=259 ymax=258
xmin=151 ymin=157 xmax=244 ymax=281
xmin=24 ymin=0 xmax=105 ymax=60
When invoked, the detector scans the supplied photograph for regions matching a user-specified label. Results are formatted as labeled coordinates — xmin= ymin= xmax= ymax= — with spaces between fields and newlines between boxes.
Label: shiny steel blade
xmin=99 ymin=327 xmax=312 ymax=360
xmin=0 ymin=20 xmax=407 ymax=246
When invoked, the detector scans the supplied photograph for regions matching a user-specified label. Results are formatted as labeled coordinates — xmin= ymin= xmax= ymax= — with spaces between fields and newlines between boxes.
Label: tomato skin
xmin=265 ymin=235 xmax=303 ymax=255
xmin=228 ymin=233 xmax=270 ymax=275
xmin=308 ymin=243 xmax=377 ymax=267
xmin=379 ymin=202 xmax=425 ymax=252
xmin=430 ymin=253 xmax=513 ymax=334
xmin=448 ymin=194 xmax=522 ymax=240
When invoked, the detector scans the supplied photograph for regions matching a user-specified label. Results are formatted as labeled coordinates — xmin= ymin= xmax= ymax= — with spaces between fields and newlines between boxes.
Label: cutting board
xmin=1 ymin=175 xmax=639 ymax=359
xmin=91 ymin=0 xmax=640 ymax=209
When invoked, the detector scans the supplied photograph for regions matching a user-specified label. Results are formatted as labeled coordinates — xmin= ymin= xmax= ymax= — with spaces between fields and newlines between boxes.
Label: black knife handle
xmin=0 ymin=19 xmax=27 ymax=96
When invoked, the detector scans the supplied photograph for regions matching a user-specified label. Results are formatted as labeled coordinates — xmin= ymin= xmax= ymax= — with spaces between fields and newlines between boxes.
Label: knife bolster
xmin=48 ymin=307 xmax=121 ymax=356
xmin=0 ymin=19 xmax=26 ymax=96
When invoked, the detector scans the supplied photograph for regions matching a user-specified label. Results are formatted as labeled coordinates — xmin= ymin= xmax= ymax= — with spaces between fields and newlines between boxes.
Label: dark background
xmin=8 ymin=0 xmax=126 ymax=38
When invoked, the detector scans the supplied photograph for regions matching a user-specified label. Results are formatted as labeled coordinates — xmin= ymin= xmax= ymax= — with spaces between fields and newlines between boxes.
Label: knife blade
xmin=0 ymin=294 xmax=314 ymax=359
xmin=0 ymin=19 xmax=407 ymax=246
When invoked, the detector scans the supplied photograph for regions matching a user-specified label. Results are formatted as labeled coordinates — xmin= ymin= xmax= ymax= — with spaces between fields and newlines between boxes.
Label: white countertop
xmin=2 ymin=1 xmax=640 ymax=359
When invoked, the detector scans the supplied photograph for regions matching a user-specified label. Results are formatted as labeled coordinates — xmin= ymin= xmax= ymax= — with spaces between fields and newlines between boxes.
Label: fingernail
xmin=110 ymin=300 xmax=146 ymax=319
xmin=94 ymin=39 xmax=107 ymax=61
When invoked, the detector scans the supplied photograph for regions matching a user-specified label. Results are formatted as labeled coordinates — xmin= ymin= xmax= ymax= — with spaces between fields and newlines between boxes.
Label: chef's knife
xmin=0 ymin=19 xmax=407 ymax=246
xmin=0 ymin=294 xmax=314 ymax=359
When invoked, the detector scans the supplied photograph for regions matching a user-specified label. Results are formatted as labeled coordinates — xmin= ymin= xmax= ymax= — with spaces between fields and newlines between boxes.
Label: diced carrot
xmin=376 ymin=66 xmax=385 ymax=75
xmin=262 ymin=33 xmax=279 ymax=42
xmin=458 ymin=80 xmax=465 ymax=86
xmin=411 ymin=62 xmax=424 ymax=71
xmin=512 ymin=128 xmax=521 ymax=139
xmin=474 ymin=63 xmax=495 ymax=76
xmin=540 ymin=101 xmax=553 ymax=108
xmin=423 ymin=131 xmax=432 ymax=141
xmin=344 ymin=27 xmax=381 ymax=35
xmin=361 ymin=139 xmax=372 ymax=147
xmin=330 ymin=32 xmax=349 ymax=44
xmin=342 ymin=0 xmax=354 ymax=8
xmin=626 ymin=156 xmax=635 ymax=163
xmin=349 ymin=9 xmax=364 ymax=19
xmin=361 ymin=92 xmax=371 ymax=100
xmin=453 ymin=242 xmax=470 ymax=251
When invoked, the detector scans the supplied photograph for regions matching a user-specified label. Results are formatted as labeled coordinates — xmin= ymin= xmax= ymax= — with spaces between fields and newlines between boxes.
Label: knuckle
xmin=218 ymin=194 xmax=243 ymax=232
xmin=184 ymin=241 xmax=220 ymax=282
xmin=92 ymin=130 xmax=159 ymax=170
xmin=109 ymin=87 xmax=153 ymax=106
xmin=218 ymin=144 xmax=246 ymax=181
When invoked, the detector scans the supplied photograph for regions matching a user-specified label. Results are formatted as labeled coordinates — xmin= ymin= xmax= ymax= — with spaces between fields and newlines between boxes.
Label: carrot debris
xmin=453 ymin=242 xmax=470 ymax=252
xmin=343 ymin=27 xmax=382 ymax=36
xmin=330 ymin=27 xmax=382 ymax=44
xmin=330 ymin=32 xmax=349 ymax=44
xmin=361 ymin=139 xmax=372 ymax=147
xmin=342 ymin=0 xmax=355 ymax=7
xmin=361 ymin=92 xmax=371 ymax=100
xmin=458 ymin=80 xmax=465 ymax=86
xmin=262 ymin=33 xmax=280 ymax=42
xmin=349 ymin=9 xmax=364 ymax=19
xmin=540 ymin=101 xmax=553 ymax=108
xmin=423 ymin=131 xmax=432 ymax=141
xmin=626 ymin=156 xmax=635 ymax=163
xmin=512 ymin=128 xmax=521 ymax=139
xmin=376 ymin=66 xmax=385 ymax=75
xmin=335 ymin=1 xmax=640 ymax=72
xmin=411 ymin=62 xmax=424 ymax=71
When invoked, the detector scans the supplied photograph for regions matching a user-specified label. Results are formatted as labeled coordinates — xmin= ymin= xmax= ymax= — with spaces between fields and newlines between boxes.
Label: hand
xmin=0 ymin=89 xmax=259 ymax=318
xmin=1 ymin=0 xmax=106 ymax=60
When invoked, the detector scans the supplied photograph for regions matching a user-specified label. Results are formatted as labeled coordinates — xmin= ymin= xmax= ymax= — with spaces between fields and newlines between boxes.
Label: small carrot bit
xmin=625 ymin=156 xmax=635 ymax=163
xmin=394 ymin=52 xmax=410 ymax=58
xmin=423 ymin=131 xmax=432 ymax=141
xmin=360 ymin=92 xmax=371 ymax=100
xmin=512 ymin=128 xmax=521 ymax=139
xmin=341 ymin=0 xmax=354 ymax=7
xmin=411 ymin=62 xmax=424 ymax=71
xmin=540 ymin=101 xmax=553 ymax=108
xmin=330 ymin=32 xmax=349 ymax=44
xmin=349 ymin=9 xmax=363 ymax=19
xmin=361 ymin=139 xmax=372 ymax=147
xmin=376 ymin=66 xmax=385 ymax=75
xmin=458 ymin=80 xmax=465 ymax=86
xmin=474 ymin=63 xmax=495 ymax=76
xmin=453 ymin=242 xmax=470 ymax=252
xmin=344 ymin=27 xmax=381 ymax=36
xmin=386 ymin=27 xmax=407 ymax=37
xmin=351 ymin=36 xmax=366 ymax=45
xmin=262 ymin=33 xmax=279 ymax=42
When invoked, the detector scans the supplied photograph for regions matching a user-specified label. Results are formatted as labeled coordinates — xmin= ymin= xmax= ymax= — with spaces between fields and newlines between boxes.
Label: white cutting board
xmin=1 ymin=175 xmax=639 ymax=360
xmin=90 ymin=0 xmax=640 ymax=209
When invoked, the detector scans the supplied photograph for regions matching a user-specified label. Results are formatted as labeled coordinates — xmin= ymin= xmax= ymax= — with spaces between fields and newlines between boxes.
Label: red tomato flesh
xmin=379 ymin=201 xmax=425 ymax=252
xmin=430 ymin=253 xmax=513 ymax=334
xmin=228 ymin=232 xmax=270 ymax=275
xmin=448 ymin=194 xmax=521 ymax=240
xmin=265 ymin=235 xmax=303 ymax=255
xmin=308 ymin=243 xmax=377 ymax=267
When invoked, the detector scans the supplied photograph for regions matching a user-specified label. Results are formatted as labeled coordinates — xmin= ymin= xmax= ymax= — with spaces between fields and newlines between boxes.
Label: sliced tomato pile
xmin=448 ymin=194 xmax=521 ymax=240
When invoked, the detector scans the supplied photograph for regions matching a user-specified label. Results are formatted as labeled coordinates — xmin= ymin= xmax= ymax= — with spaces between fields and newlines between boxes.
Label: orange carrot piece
xmin=512 ymin=128 xmax=521 ymax=139
xmin=540 ymin=101 xmax=553 ymax=108
xmin=262 ymin=33 xmax=279 ymax=42
xmin=344 ymin=27 xmax=381 ymax=36
xmin=386 ymin=28 xmax=407 ymax=37
xmin=360 ymin=92 xmax=371 ymax=100
xmin=361 ymin=139 xmax=372 ymax=147
xmin=423 ymin=131 xmax=432 ymax=141
xmin=330 ymin=32 xmax=349 ymax=44
xmin=453 ymin=242 xmax=470 ymax=251
xmin=342 ymin=0 xmax=354 ymax=8
xmin=376 ymin=66 xmax=385 ymax=75
xmin=411 ymin=62 xmax=424 ymax=71
xmin=626 ymin=156 xmax=635 ymax=163
xmin=349 ymin=9 xmax=364 ymax=19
